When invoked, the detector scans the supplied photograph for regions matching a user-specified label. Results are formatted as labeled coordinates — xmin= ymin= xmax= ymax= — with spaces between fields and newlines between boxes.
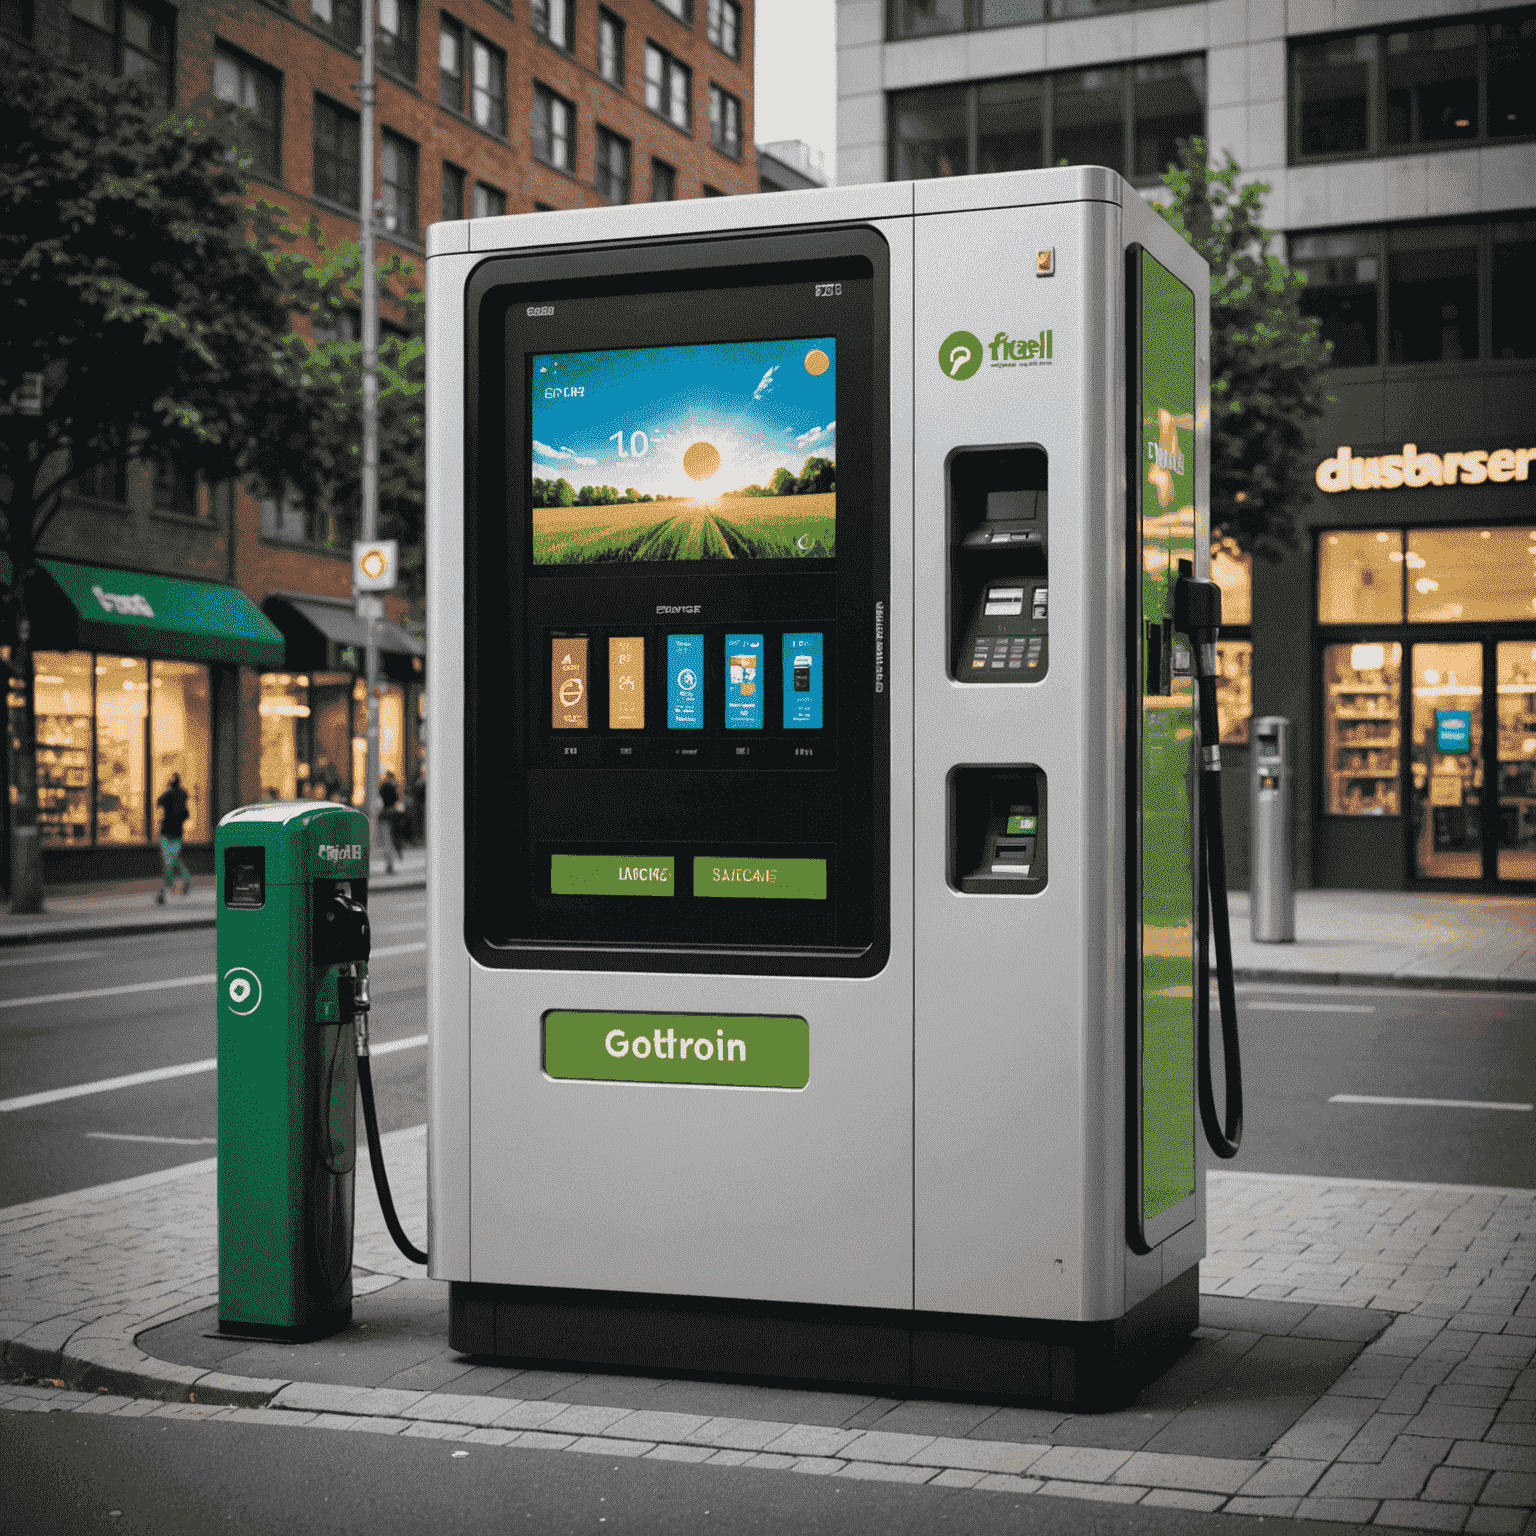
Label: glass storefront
xmin=34 ymin=651 xmax=212 ymax=848
xmin=1317 ymin=521 xmax=1536 ymax=886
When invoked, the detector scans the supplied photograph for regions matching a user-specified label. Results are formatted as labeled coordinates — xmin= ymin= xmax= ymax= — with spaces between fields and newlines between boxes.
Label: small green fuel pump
xmin=215 ymin=802 xmax=372 ymax=1340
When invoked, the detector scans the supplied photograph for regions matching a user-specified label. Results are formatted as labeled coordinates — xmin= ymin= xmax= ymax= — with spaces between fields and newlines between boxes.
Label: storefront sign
xmin=1435 ymin=710 xmax=1472 ymax=753
xmin=1316 ymin=444 xmax=1535 ymax=493
xmin=1429 ymin=775 xmax=1464 ymax=807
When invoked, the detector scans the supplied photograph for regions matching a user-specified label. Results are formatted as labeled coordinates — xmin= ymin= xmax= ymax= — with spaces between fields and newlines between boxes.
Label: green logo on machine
xmin=544 ymin=1011 xmax=809 ymax=1089
xmin=938 ymin=329 xmax=983 ymax=380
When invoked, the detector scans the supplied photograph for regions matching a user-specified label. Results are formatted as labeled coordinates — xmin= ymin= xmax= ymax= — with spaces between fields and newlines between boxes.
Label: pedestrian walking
xmin=379 ymin=769 xmax=401 ymax=875
xmin=155 ymin=774 xmax=192 ymax=904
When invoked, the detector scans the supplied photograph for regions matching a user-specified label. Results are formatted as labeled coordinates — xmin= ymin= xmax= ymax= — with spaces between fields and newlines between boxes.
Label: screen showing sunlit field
xmin=529 ymin=337 xmax=836 ymax=564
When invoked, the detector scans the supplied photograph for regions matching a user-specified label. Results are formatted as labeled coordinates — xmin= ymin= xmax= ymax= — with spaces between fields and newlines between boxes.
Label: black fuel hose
xmin=354 ymin=1006 xmax=429 ymax=1265
xmin=1178 ymin=576 xmax=1244 ymax=1160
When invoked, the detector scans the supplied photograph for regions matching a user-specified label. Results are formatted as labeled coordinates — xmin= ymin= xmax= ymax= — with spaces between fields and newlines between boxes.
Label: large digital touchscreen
xmin=530 ymin=337 xmax=837 ymax=564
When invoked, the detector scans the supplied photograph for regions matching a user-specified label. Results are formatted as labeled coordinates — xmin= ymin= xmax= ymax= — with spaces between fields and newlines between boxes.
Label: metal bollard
xmin=1250 ymin=717 xmax=1294 ymax=943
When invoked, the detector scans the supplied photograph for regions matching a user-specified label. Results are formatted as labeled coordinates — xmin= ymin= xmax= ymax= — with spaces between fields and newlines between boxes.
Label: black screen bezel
xmin=464 ymin=227 xmax=891 ymax=976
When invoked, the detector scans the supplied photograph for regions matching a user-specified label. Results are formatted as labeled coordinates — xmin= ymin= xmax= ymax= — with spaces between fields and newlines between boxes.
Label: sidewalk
xmin=1227 ymin=890 xmax=1536 ymax=994
xmin=2 ymin=1140 xmax=1532 ymax=1529
xmin=0 ymin=848 xmax=426 ymax=946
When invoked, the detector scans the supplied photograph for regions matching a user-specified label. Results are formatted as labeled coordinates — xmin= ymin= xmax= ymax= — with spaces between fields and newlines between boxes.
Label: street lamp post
xmin=357 ymin=0 xmax=382 ymax=851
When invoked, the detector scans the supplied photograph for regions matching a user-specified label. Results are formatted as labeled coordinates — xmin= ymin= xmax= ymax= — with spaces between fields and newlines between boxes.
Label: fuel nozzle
xmin=1174 ymin=574 xmax=1224 ymax=773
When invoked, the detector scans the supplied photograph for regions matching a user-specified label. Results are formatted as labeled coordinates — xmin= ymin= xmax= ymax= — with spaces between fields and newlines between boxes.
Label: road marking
xmin=0 ymin=950 xmax=105 ymax=968
xmin=85 ymin=1132 xmax=217 ymax=1146
xmin=1330 ymin=1094 xmax=1532 ymax=1112
xmin=1244 ymin=1001 xmax=1377 ymax=1014
xmin=0 ymin=1034 xmax=429 ymax=1113
xmin=0 ymin=974 xmax=216 ymax=1010
xmin=1 ymin=1058 xmax=217 ymax=1113
xmin=0 ymin=942 xmax=422 ymax=1013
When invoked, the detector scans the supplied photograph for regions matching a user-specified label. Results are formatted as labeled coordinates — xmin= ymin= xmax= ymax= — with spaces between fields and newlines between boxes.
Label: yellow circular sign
xmin=804 ymin=349 xmax=830 ymax=376
xmin=683 ymin=441 xmax=721 ymax=481
xmin=558 ymin=678 xmax=584 ymax=706
xmin=360 ymin=547 xmax=388 ymax=581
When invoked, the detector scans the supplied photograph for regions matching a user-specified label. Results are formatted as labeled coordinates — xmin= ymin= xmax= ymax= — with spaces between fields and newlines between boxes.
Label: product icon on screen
xmin=677 ymin=668 xmax=698 ymax=691
xmin=730 ymin=655 xmax=758 ymax=695
xmin=559 ymin=679 xmax=584 ymax=707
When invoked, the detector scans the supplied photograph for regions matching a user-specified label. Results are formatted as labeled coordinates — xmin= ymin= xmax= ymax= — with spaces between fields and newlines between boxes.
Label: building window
xmin=650 ymin=157 xmax=676 ymax=200
xmin=471 ymin=36 xmax=507 ymax=135
xmin=70 ymin=0 xmax=173 ymax=102
xmin=310 ymin=0 xmax=361 ymax=52
xmin=1290 ymin=11 xmax=1536 ymax=164
xmin=2 ymin=0 xmax=34 ymax=41
xmin=598 ymin=8 xmax=624 ymax=86
xmin=213 ymin=46 xmax=281 ymax=180
xmin=709 ymin=83 xmax=741 ymax=158
xmin=441 ymin=161 xmax=465 ymax=221
xmin=1319 ymin=529 xmax=1405 ymax=625
xmin=380 ymin=130 xmax=419 ymax=239
xmin=72 ymin=453 xmax=127 ymax=504
xmin=887 ymin=0 xmax=1198 ymax=40
xmin=439 ymin=16 xmax=464 ymax=111
xmin=532 ymin=82 xmax=574 ymax=170
xmin=1210 ymin=537 xmax=1252 ymax=745
xmin=96 ymin=655 xmax=148 ymax=844
xmin=707 ymin=0 xmax=738 ymax=59
xmin=1407 ymin=528 xmax=1536 ymax=625
xmin=152 ymin=459 xmax=196 ymax=519
xmin=645 ymin=43 xmax=691 ymax=131
xmin=472 ymin=181 xmax=506 ymax=217
xmin=313 ymin=96 xmax=361 ymax=209
xmin=1322 ymin=642 xmax=1403 ymax=816
xmin=377 ymin=0 xmax=418 ymax=81
xmin=1291 ymin=231 xmax=1380 ymax=368
xmin=594 ymin=126 xmax=631 ymax=203
xmin=532 ymin=0 xmax=573 ymax=50
xmin=653 ymin=0 xmax=692 ymax=22
xmin=889 ymin=55 xmax=1204 ymax=186
xmin=35 ymin=653 xmax=93 ymax=847
xmin=1292 ymin=220 xmax=1534 ymax=369
xmin=262 ymin=494 xmax=352 ymax=548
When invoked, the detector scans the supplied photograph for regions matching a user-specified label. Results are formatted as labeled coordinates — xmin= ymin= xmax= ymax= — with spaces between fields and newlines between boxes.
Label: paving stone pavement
xmin=2 ymin=1136 xmax=1532 ymax=1529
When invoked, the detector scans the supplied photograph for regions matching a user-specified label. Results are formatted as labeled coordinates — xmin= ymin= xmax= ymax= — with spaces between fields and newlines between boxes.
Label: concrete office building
xmin=3 ymin=0 xmax=755 ymax=883
xmin=836 ymin=0 xmax=1535 ymax=892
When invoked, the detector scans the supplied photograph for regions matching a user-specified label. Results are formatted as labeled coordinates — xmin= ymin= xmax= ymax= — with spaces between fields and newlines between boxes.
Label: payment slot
xmin=949 ymin=766 xmax=1048 ymax=894
xmin=948 ymin=448 xmax=1049 ymax=682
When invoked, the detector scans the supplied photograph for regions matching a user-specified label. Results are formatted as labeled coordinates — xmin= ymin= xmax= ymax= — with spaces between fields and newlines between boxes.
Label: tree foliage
xmin=1154 ymin=139 xmax=1331 ymax=560
xmin=0 ymin=44 xmax=333 ymax=550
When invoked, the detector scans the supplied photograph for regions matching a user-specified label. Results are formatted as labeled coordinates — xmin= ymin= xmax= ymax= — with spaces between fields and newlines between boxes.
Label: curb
xmin=0 ymin=878 xmax=427 ymax=947
xmin=1233 ymin=965 xmax=1536 ymax=995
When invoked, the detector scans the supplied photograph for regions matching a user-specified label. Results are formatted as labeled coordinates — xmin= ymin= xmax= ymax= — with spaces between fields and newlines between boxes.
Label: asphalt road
xmin=2 ymin=1410 xmax=1353 ymax=1536
xmin=2 ymin=918 xmax=1533 ymax=1208
xmin=0 ymin=888 xmax=429 ymax=1208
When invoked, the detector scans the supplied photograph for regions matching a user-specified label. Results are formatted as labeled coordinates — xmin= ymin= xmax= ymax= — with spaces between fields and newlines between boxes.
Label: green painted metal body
xmin=215 ymin=802 xmax=369 ymax=1338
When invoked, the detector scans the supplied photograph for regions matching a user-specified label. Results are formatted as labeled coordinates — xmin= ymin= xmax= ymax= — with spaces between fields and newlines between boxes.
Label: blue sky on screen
xmin=531 ymin=337 xmax=836 ymax=499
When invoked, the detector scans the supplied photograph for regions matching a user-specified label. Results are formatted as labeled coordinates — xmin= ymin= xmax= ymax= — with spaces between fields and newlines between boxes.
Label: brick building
xmin=4 ymin=0 xmax=755 ymax=883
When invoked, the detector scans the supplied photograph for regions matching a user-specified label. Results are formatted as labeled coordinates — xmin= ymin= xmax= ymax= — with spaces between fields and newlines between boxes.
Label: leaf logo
xmin=938 ymin=330 xmax=982 ymax=381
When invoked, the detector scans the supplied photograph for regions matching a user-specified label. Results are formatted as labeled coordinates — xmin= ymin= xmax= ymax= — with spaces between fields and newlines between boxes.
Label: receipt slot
xmin=215 ymin=803 xmax=370 ymax=1340
xmin=426 ymin=167 xmax=1216 ymax=1406
xmin=1250 ymin=717 xmax=1295 ymax=944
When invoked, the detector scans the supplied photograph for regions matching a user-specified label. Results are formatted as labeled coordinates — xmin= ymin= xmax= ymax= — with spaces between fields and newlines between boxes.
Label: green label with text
xmin=692 ymin=857 xmax=826 ymax=899
xmin=544 ymin=1011 xmax=809 ymax=1088
xmin=551 ymin=854 xmax=675 ymax=896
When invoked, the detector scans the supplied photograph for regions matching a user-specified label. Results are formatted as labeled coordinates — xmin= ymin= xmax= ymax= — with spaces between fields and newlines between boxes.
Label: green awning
xmin=36 ymin=559 xmax=285 ymax=666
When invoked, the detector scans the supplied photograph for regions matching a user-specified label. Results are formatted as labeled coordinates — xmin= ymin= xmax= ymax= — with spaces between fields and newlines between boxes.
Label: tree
xmin=284 ymin=236 xmax=425 ymax=609
xmin=0 ymin=46 xmax=338 ymax=911
xmin=1154 ymin=138 xmax=1331 ymax=562
xmin=769 ymin=467 xmax=795 ymax=496
xmin=794 ymin=456 xmax=836 ymax=496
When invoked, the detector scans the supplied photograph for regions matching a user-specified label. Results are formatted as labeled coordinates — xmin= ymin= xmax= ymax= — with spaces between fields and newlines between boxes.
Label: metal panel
xmin=912 ymin=198 xmax=1124 ymax=1322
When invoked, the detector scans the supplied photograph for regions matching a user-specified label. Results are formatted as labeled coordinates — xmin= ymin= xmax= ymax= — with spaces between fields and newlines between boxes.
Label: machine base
xmin=449 ymin=1266 xmax=1196 ymax=1410
xmin=215 ymin=1305 xmax=352 ymax=1344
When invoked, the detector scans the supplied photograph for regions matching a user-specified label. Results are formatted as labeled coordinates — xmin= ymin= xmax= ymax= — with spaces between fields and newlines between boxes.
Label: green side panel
xmin=545 ymin=1012 xmax=810 ymax=1089
xmin=38 ymin=557 xmax=286 ymax=665
xmin=1138 ymin=249 xmax=1197 ymax=1225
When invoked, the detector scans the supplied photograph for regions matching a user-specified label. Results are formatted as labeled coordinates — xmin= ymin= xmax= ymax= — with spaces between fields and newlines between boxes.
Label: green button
xmin=545 ymin=1011 xmax=809 ymax=1088
xmin=1006 ymin=815 xmax=1037 ymax=835
xmin=551 ymin=854 xmax=675 ymax=896
xmin=693 ymin=857 xmax=827 ymax=900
